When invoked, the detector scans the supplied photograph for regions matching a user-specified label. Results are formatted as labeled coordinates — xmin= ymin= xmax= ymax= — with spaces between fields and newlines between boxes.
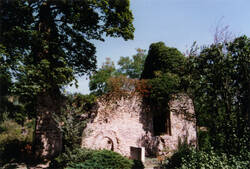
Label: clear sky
xmin=66 ymin=0 xmax=250 ymax=94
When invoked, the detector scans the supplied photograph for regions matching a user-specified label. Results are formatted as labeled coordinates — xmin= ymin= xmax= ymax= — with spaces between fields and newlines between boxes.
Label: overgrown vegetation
xmin=160 ymin=35 xmax=250 ymax=168
xmin=89 ymin=48 xmax=147 ymax=96
xmin=0 ymin=118 xmax=35 ymax=165
xmin=55 ymin=93 xmax=97 ymax=150
xmin=0 ymin=0 xmax=249 ymax=168
xmin=52 ymin=148 xmax=144 ymax=169
xmin=189 ymin=36 xmax=250 ymax=155
xmin=162 ymin=147 xmax=250 ymax=169
xmin=87 ymin=36 xmax=249 ymax=168
xmin=65 ymin=149 xmax=134 ymax=169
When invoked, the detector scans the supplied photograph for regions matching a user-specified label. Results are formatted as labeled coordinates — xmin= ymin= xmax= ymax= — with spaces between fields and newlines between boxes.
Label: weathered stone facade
xmin=81 ymin=93 xmax=196 ymax=157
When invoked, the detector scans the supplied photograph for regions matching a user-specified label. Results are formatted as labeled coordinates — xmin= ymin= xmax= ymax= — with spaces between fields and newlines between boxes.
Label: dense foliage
xmin=140 ymin=42 xmax=187 ymax=105
xmin=89 ymin=48 xmax=147 ymax=96
xmin=52 ymin=148 xmax=143 ymax=169
xmin=0 ymin=0 xmax=134 ymax=97
xmin=158 ymin=35 xmax=249 ymax=169
xmin=54 ymin=93 xmax=97 ymax=151
xmin=189 ymin=36 xmax=250 ymax=154
xmin=163 ymin=147 xmax=250 ymax=169
xmin=117 ymin=48 xmax=147 ymax=79
xmin=66 ymin=150 xmax=134 ymax=169
xmin=0 ymin=45 xmax=28 ymax=122
xmin=0 ymin=119 xmax=34 ymax=164
xmin=139 ymin=42 xmax=188 ymax=135
xmin=51 ymin=147 xmax=93 ymax=169
xmin=0 ymin=45 xmax=11 ymax=113
xmin=141 ymin=42 xmax=186 ymax=79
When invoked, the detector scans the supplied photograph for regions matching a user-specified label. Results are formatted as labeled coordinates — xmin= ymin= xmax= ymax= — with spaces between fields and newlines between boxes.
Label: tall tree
xmin=190 ymin=36 xmax=250 ymax=154
xmin=141 ymin=42 xmax=186 ymax=79
xmin=0 ymin=0 xmax=134 ymax=96
xmin=0 ymin=0 xmax=134 ymax=158
xmin=0 ymin=44 xmax=12 ymax=116
xmin=140 ymin=42 xmax=187 ymax=136
xmin=117 ymin=48 xmax=147 ymax=78
xmin=89 ymin=49 xmax=146 ymax=95
xmin=89 ymin=58 xmax=117 ymax=96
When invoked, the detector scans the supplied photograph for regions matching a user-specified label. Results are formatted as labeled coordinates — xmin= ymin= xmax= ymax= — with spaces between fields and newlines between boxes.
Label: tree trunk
xmin=34 ymin=93 xmax=62 ymax=159
xmin=33 ymin=2 xmax=63 ymax=159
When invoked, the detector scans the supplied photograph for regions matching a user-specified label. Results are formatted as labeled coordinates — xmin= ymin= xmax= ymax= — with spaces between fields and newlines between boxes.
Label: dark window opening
xmin=153 ymin=111 xmax=171 ymax=136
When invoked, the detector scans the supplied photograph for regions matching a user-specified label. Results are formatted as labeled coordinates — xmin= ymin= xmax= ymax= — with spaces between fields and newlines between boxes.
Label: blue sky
xmin=66 ymin=0 xmax=250 ymax=94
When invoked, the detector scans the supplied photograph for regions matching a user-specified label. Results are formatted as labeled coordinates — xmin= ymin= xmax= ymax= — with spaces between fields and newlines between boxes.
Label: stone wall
xmin=81 ymin=95 xmax=152 ymax=156
xmin=81 ymin=93 xmax=196 ymax=157
xmin=145 ymin=94 xmax=197 ymax=156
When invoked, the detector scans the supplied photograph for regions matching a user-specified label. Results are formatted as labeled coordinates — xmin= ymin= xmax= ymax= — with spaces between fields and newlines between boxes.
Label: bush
xmin=0 ymin=119 xmax=34 ymax=164
xmin=132 ymin=160 xmax=144 ymax=169
xmin=66 ymin=150 xmax=134 ymax=169
xmin=162 ymin=144 xmax=193 ymax=169
xmin=53 ymin=93 xmax=97 ymax=150
xmin=52 ymin=148 xmax=145 ymax=169
xmin=162 ymin=147 xmax=250 ymax=169
xmin=198 ymin=130 xmax=211 ymax=151
xmin=50 ymin=147 xmax=93 ymax=168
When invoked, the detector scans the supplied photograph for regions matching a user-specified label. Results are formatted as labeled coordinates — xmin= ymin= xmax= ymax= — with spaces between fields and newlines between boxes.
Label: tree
xmin=189 ymin=36 xmax=250 ymax=154
xmin=0 ymin=0 xmax=134 ymax=96
xmin=141 ymin=42 xmax=186 ymax=79
xmin=117 ymin=48 xmax=147 ymax=78
xmin=0 ymin=44 xmax=31 ymax=124
xmin=89 ymin=58 xmax=117 ymax=96
xmin=140 ymin=42 xmax=187 ymax=136
xmin=140 ymin=42 xmax=187 ymax=106
xmin=0 ymin=0 xmax=134 ymax=158
xmin=0 ymin=44 xmax=12 ymax=116
xmin=89 ymin=48 xmax=146 ymax=95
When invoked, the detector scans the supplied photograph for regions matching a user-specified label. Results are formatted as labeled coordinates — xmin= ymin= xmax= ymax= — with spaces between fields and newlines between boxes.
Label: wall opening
xmin=153 ymin=111 xmax=171 ymax=136
xmin=103 ymin=137 xmax=114 ymax=151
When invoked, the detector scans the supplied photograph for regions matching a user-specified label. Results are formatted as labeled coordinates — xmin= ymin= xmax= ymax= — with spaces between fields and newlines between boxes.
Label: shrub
xmin=0 ymin=119 xmax=34 ymax=164
xmin=53 ymin=93 xmax=97 ymax=150
xmin=141 ymin=42 xmax=186 ymax=79
xmin=65 ymin=149 xmax=134 ymax=169
xmin=198 ymin=130 xmax=211 ymax=151
xmin=50 ymin=147 xmax=93 ymax=168
xmin=102 ymin=75 xmax=150 ymax=100
xmin=132 ymin=160 xmax=144 ymax=169
xmin=162 ymin=144 xmax=193 ymax=169
xmin=162 ymin=148 xmax=250 ymax=169
xmin=52 ymin=148 xmax=145 ymax=169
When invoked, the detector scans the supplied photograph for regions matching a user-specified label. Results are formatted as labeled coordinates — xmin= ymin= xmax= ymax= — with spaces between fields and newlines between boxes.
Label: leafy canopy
xmin=141 ymin=42 xmax=186 ymax=79
xmin=0 ymin=0 xmax=134 ymax=96
xmin=89 ymin=58 xmax=117 ymax=96
xmin=117 ymin=48 xmax=147 ymax=79
xmin=89 ymin=48 xmax=146 ymax=96
xmin=140 ymin=42 xmax=186 ymax=103
xmin=189 ymin=36 xmax=250 ymax=154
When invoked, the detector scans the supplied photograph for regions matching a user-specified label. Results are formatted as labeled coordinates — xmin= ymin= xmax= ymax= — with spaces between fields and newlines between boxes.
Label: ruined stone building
xmin=81 ymin=93 xmax=197 ymax=157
